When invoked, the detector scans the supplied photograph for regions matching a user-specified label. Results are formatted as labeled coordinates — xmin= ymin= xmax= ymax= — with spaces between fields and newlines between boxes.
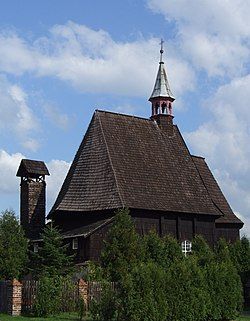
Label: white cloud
xmin=186 ymin=74 xmax=250 ymax=236
xmin=0 ymin=149 xmax=70 ymax=215
xmin=0 ymin=22 xmax=195 ymax=97
xmin=147 ymin=0 xmax=250 ymax=77
xmin=21 ymin=138 xmax=40 ymax=152
xmin=0 ymin=75 xmax=39 ymax=150
xmin=0 ymin=150 xmax=24 ymax=194
xmin=46 ymin=159 xmax=71 ymax=211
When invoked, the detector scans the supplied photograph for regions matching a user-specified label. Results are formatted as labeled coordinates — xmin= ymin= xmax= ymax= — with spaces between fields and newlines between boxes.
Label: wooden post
xmin=78 ymin=279 xmax=88 ymax=309
xmin=7 ymin=279 xmax=22 ymax=316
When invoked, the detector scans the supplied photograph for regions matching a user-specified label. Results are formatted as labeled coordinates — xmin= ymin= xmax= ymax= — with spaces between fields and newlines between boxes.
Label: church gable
xmin=49 ymin=113 xmax=123 ymax=217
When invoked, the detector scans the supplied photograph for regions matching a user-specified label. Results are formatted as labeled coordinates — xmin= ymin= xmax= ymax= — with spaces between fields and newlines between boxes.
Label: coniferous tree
xmin=230 ymin=236 xmax=250 ymax=284
xmin=192 ymin=235 xmax=214 ymax=267
xmin=143 ymin=231 xmax=165 ymax=265
xmin=32 ymin=224 xmax=74 ymax=277
xmin=163 ymin=235 xmax=183 ymax=265
xmin=165 ymin=256 xmax=209 ymax=321
xmin=0 ymin=209 xmax=28 ymax=279
xmin=101 ymin=208 xmax=142 ymax=281
xmin=206 ymin=238 xmax=243 ymax=320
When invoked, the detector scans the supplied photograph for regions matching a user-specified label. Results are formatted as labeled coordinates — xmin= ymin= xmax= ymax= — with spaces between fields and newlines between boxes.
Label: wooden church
xmin=17 ymin=45 xmax=243 ymax=263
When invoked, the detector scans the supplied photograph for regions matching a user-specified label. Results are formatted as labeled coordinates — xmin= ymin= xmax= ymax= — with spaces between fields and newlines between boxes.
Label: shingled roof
xmin=192 ymin=155 xmax=243 ymax=225
xmin=17 ymin=159 xmax=50 ymax=177
xmin=48 ymin=110 xmax=240 ymax=219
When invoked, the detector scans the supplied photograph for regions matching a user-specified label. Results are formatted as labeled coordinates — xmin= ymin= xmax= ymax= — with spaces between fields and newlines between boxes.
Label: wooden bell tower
xmin=16 ymin=159 xmax=50 ymax=239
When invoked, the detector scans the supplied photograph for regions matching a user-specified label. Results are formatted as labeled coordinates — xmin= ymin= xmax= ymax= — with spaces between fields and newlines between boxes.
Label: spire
xmin=149 ymin=39 xmax=175 ymax=120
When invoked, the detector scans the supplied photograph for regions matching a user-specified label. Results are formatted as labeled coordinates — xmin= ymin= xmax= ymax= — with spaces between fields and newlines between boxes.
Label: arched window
xmin=161 ymin=102 xmax=167 ymax=114
xmin=181 ymin=240 xmax=192 ymax=257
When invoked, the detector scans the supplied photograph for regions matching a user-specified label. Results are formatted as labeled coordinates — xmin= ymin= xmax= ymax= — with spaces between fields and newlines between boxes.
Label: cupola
xmin=149 ymin=40 xmax=175 ymax=125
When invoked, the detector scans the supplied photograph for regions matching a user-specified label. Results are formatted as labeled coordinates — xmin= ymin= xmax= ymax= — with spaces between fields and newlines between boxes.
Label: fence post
xmin=7 ymin=279 xmax=22 ymax=316
xmin=78 ymin=279 xmax=88 ymax=308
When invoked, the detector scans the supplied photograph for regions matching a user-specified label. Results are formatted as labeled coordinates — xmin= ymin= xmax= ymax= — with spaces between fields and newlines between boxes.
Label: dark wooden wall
xmin=59 ymin=209 xmax=241 ymax=263
xmin=88 ymin=223 xmax=111 ymax=261
xmin=215 ymin=224 xmax=240 ymax=243
xmin=21 ymin=180 xmax=46 ymax=239
xmin=54 ymin=210 xmax=112 ymax=233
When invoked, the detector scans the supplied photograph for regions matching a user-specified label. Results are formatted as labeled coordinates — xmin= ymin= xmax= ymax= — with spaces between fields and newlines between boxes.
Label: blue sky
xmin=1 ymin=0 xmax=250 ymax=235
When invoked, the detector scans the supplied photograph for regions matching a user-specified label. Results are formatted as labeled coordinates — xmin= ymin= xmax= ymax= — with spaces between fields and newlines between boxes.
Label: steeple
xmin=149 ymin=40 xmax=175 ymax=121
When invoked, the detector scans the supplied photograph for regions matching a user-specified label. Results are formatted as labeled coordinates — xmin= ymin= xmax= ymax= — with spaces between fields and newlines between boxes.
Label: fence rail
xmin=22 ymin=280 xmax=39 ymax=312
xmin=0 ymin=279 xmax=114 ymax=315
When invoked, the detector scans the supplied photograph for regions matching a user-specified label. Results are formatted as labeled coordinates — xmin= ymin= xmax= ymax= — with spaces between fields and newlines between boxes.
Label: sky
xmin=0 ymin=0 xmax=250 ymax=236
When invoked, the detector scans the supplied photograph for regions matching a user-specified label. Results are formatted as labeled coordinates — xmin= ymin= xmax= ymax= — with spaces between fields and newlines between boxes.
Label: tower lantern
xmin=149 ymin=39 xmax=175 ymax=123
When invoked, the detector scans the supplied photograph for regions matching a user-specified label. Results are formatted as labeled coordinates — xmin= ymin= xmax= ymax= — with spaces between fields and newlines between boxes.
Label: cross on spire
xmin=160 ymin=38 xmax=164 ymax=63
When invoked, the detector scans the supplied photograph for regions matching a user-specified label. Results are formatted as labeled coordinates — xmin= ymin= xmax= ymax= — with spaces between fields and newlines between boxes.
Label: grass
xmin=0 ymin=312 xmax=80 ymax=321
xmin=0 ymin=313 xmax=249 ymax=321
xmin=237 ymin=310 xmax=250 ymax=321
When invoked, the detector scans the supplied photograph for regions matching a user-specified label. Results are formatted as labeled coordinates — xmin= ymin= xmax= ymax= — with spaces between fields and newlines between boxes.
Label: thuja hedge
xmin=90 ymin=209 xmax=243 ymax=321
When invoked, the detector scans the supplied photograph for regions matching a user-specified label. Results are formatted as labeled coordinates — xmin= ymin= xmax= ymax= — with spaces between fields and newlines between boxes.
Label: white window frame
xmin=181 ymin=240 xmax=192 ymax=257
xmin=72 ymin=238 xmax=78 ymax=250
xmin=33 ymin=243 xmax=39 ymax=253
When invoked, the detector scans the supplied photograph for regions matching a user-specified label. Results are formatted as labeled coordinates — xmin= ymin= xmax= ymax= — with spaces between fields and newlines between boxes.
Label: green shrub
xmin=206 ymin=250 xmax=243 ymax=321
xmin=77 ymin=297 xmax=86 ymax=321
xmin=33 ymin=276 xmax=63 ymax=317
xmin=129 ymin=262 xmax=169 ymax=321
xmin=165 ymin=256 xmax=209 ymax=321
xmin=92 ymin=210 xmax=243 ymax=321
xmin=101 ymin=208 xmax=143 ymax=282
xmin=90 ymin=282 xmax=119 ymax=321
xmin=0 ymin=209 xmax=28 ymax=279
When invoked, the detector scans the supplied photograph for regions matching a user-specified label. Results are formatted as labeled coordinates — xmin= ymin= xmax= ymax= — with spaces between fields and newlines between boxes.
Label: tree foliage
xmin=31 ymin=224 xmax=74 ymax=277
xmin=90 ymin=209 xmax=244 ymax=321
xmin=0 ymin=209 xmax=28 ymax=279
xmin=230 ymin=236 xmax=250 ymax=284
xmin=33 ymin=275 xmax=63 ymax=317
xmin=101 ymin=208 xmax=142 ymax=281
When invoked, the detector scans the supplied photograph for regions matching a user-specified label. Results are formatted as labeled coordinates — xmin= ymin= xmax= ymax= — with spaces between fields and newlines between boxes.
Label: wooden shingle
xmin=16 ymin=159 xmax=50 ymax=177
xmin=48 ymin=110 xmax=241 ymax=220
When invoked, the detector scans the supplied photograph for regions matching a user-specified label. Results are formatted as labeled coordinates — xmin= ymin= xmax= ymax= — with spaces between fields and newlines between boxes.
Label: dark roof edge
xmin=191 ymin=154 xmax=205 ymax=160
xmin=62 ymin=217 xmax=115 ymax=239
xmin=215 ymin=221 xmax=244 ymax=228
xmin=95 ymin=109 xmax=150 ymax=122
